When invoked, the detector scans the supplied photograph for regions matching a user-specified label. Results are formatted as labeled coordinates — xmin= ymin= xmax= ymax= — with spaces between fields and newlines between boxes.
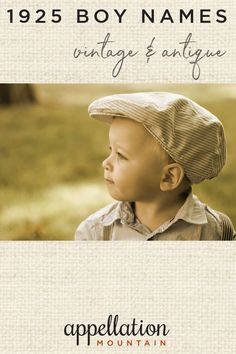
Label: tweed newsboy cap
xmin=88 ymin=92 xmax=226 ymax=184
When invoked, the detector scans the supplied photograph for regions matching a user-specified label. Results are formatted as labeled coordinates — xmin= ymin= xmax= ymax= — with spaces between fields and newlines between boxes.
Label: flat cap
xmin=88 ymin=92 xmax=226 ymax=184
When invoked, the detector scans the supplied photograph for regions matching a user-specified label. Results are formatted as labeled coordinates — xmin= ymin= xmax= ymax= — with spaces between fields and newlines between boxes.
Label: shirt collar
xmin=172 ymin=191 xmax=208 ymax=225
xmin=102 ymin=191 xmax=208 ymax=227
xmin=102 ymin=201 xmax=135 ymax=226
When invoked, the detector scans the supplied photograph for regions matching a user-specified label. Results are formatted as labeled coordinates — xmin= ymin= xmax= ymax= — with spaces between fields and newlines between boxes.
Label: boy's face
xmin=102 ymin=118 xmax=169 ymax=202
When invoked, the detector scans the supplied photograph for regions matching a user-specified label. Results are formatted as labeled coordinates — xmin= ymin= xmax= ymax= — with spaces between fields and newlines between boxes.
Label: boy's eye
xmin=117 ymin=152 xmax=127 ymax=160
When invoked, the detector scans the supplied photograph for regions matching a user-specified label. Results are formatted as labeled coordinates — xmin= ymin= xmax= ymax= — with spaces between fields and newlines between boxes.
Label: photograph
xmin=0 ymin=84 xmax=235 ymax=241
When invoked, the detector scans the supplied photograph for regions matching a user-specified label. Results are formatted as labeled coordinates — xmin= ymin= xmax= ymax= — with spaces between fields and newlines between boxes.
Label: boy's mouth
xmin=105 ymin=178 xmax=114 ymax=184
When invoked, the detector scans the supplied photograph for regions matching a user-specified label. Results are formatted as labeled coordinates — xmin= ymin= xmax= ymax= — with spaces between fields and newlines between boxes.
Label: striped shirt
xmin=75 ymin=192 xmax=234 ymax=241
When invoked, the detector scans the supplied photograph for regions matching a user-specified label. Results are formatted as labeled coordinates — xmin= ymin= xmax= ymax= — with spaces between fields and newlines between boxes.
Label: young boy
xmin=75 ymin=92 xmax=235 ymax=241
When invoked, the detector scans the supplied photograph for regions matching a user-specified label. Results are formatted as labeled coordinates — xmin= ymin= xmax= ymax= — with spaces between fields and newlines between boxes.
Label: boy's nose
xmin=102 ymin=156 xmax=113 ymax=171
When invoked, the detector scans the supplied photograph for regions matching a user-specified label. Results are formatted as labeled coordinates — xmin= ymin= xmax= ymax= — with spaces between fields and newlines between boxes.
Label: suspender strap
xmin=102 ymin=225 xmax=113 ymax=240
xmin=216 ymin=211 xmax=235 ymax=241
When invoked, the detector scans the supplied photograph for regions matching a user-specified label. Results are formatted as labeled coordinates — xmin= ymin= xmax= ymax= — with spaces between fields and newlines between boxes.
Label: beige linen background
xmin=0 ymin=0 xmax=236 ymax=353
xmin=0 ymin=242 xmax=235 ymax=353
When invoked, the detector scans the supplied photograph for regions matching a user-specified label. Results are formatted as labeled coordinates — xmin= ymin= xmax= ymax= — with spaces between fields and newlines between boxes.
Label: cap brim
xmin=89 ymin=108 xmax=128 ymax=124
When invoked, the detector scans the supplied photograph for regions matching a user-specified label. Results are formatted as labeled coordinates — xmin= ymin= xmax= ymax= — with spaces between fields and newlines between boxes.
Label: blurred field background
xmin=0 ymin=84 xmax=235 ymax=240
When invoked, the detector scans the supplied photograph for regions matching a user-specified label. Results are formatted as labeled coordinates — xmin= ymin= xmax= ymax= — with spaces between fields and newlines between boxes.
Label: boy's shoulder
xmin=203 ymin=204 xmax=235 ymax=240
xmin=83 ymin=201 xmax=121 ymax=224
xmin=177 ymin=193 xmax=235 ymax=240
xmin=75 ymin=201 xmax=121 ymax=240
xmin=205 ymin=204 xmax=221 ymax=221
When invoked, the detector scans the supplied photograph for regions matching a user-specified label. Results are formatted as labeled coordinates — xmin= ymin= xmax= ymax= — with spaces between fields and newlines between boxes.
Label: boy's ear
xmin=160 ymin=163 xmax=185 ymax=191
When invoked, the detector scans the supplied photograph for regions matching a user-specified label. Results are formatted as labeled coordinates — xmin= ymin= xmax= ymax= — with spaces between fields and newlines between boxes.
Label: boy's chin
xmin=110 ymin=195 xmax=129 ymax=202
xmin=105 ymin=184 xmax=134 ymax=202
xmin=107 ymin=190 xmax=130 ymax=202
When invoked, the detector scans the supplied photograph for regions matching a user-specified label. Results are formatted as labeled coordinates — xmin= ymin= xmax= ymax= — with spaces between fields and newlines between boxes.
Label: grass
xmin=0 ymin=85 xmax=235 ymax=239
xmin=0 ymin=104 xmax=111 ymax=240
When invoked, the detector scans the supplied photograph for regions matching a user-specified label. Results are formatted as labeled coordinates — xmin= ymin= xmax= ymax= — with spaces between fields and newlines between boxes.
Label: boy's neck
xmin=134 ymin=192 xmax=189 ymax=232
